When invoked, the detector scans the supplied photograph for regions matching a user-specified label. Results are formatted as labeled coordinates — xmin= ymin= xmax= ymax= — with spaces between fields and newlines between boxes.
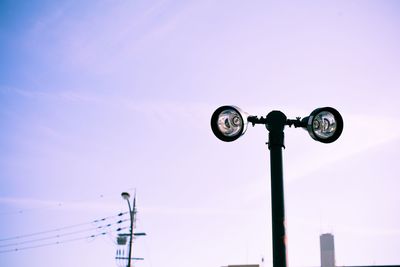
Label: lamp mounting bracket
xmin=286 ymin=117 xmax=306 ymax=128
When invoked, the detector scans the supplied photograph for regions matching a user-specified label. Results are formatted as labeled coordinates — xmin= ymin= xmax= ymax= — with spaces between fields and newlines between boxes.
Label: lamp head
xmin=302 ymin=107 xmax=343 ymax=143
xmin=121 ymin=192 xmax=130 ymax=200
xmin=211 ymin=105 xmax=248 ymax=142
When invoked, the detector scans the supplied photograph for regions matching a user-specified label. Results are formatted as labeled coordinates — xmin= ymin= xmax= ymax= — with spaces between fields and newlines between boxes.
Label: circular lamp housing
xmin=303 ymin=107 xmax=343 ymax=143
xmin=211 ymin=105 xmax=248 ymax=142
xmin=121 ymin=192 xmax=130 ymax=200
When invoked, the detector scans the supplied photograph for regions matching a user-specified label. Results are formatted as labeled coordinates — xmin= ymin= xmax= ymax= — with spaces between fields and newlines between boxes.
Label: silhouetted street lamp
xmin=121 ymin=192 xmax=135 ymax=267
xmin=210 ymin=106 xmax=343 ymax=267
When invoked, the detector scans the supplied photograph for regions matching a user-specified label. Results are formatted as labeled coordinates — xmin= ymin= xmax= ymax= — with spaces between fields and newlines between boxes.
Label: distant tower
xmin=320 ymin=233 xmax=335 ymax=267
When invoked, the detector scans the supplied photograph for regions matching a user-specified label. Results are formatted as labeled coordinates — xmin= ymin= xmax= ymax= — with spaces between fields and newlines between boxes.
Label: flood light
xmin=210 ymin=105 xmax=249 ymax=142
xmin=302 ymin=107 xmax=343 ymax=143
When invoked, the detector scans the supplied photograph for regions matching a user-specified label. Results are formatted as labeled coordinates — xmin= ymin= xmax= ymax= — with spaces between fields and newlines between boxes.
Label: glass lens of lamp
xmin=216 ymin=109 xmax=244 ymax=137
xmin=312 ymin=111 xmax=337 ymax=139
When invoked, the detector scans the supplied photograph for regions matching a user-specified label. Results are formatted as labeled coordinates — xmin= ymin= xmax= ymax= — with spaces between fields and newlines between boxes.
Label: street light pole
xmin=265 ymin=111 xmax=288 ymax=267
xmin=121 ymin=192 xmax=135 ymax=267
xmin=210 ymin=105 xmax=343 ymax=267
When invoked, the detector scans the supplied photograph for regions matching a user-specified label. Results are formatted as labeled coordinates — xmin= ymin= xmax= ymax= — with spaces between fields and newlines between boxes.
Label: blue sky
xmin=1 ymin=1 xmax=400 ymax=267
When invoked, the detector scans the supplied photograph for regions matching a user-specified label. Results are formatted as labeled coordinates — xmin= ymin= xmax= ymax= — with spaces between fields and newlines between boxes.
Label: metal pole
xmin=266 ymin=111 xmax=288 ymax=267
xmin=126 ymin=198 xmax=134 ymax=267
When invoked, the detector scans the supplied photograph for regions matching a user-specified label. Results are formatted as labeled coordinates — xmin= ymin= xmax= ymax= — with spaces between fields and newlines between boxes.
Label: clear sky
xmin=1 ymin=1 xmax=400 ymax=267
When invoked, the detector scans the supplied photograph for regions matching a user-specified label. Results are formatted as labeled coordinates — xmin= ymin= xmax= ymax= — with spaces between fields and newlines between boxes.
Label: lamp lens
xmin=312 ymin=111 xmax=337 ymax=139
xmin=211 ymin=105 xmax=248 ymax=142
xmin=217 ymin=109 xmax=244 ymax=137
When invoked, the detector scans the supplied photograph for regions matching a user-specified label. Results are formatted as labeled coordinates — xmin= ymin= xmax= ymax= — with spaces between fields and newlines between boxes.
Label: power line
xmin=0 ymin=226 xmax=129 ymax=254
xmin=0 ymin=212 xmax=128 ymax=242
xmin=0 ymin=219 xmax=129 ymax=248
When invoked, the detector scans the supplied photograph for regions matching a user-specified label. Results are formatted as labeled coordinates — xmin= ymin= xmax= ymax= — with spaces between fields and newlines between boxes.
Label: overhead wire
xmin=0 ymin=189 xmax=139 ymax=254
xmin=0 ymin=212 xmax=132 ymax=254
xmin=0 ymin=226 xmax=129 ymax=254
xmin=0 ymin=219 xmax=129 ymax=248
xmin=0 ymin=212 xmax=128 ymax=242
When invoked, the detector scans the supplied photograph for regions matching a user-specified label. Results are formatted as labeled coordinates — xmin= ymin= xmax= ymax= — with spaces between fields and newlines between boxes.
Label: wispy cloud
xmin=0 ymin=196 xmax=121 ymax=215
xmin=2 ymin=86 xmax=104 ymax=104
xmin=284 ymin=113 xmax=400 ymax=183
xmin=291 ymin=215 xmax=400 ymax=237
xmin=23 ymin=0 xmax=194 ymax=74
xmin=141 ymin=205 xmax=256 ymax=217
xmin=235 ymin=112 xmax=400 ymax=203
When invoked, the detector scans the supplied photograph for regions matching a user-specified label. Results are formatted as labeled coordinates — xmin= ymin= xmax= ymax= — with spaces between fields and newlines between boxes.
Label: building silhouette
xmin=320 ymin=233 xmax=399 ymax=267
xmin=320 ymin=233 xmax=335 ymax=267
xmin=221 ymin=233 xmax=400 ymax=267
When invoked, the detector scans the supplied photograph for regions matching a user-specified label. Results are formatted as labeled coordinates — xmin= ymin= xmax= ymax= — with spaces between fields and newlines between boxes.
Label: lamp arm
xmin=248 ymin=115 xmax=267 ymax=126
xmin=286 ymin=117 xmax=307 ymax=128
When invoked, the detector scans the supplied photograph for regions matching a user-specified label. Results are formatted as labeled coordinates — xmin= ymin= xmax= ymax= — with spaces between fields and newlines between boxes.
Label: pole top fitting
xmin=266 ymin=111 xmax=287 ymax=132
